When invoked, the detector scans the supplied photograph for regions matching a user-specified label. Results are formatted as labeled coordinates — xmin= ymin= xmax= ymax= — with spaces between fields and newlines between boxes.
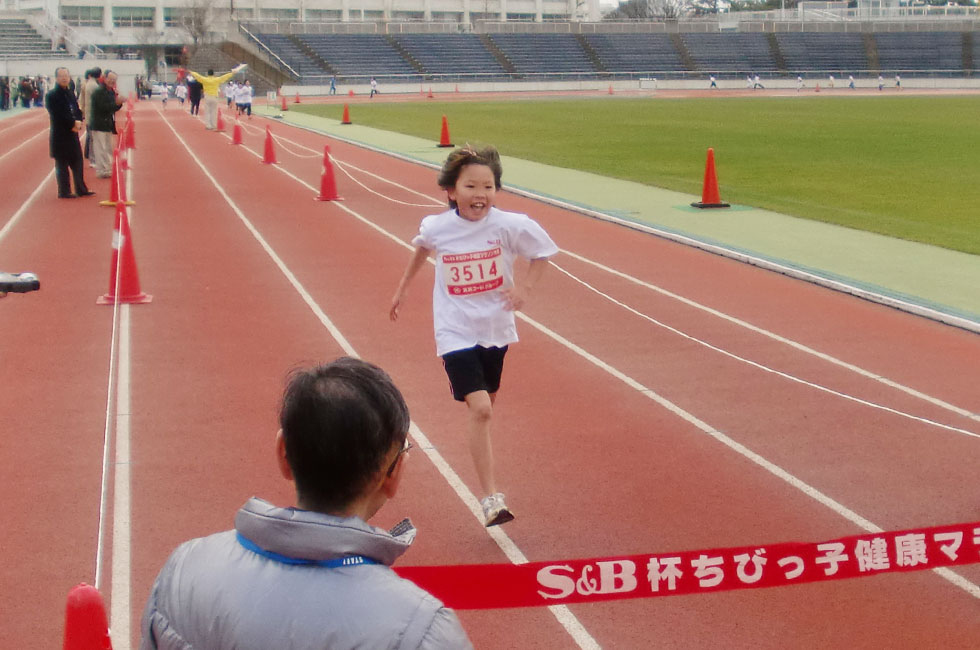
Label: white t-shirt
xmin=412 ymin=207 xmax=558 ymax=357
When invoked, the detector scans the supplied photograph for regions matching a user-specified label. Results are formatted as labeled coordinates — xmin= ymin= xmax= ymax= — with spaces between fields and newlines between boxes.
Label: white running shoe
xmin=480 ymin=493 xmax=515 ymax=527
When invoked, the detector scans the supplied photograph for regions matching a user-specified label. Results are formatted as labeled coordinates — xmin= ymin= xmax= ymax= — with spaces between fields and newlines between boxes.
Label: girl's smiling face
xmin=448 ymin=164 xmax=496 ymax=222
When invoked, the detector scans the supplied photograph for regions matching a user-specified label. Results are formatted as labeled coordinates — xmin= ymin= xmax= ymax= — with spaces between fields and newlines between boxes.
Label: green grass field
xmin=297 ymin=96 xmax=980 ymax=255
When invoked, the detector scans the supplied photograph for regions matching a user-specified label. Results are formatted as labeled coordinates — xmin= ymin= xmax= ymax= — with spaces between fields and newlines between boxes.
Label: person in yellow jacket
xmin=188 ymin=63 xmax=247 ymax=130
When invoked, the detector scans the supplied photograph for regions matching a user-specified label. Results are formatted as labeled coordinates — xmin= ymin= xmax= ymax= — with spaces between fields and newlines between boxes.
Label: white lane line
xmin=218 ymin=124 xmax=979 ymax=601
xmin=551 ymin=262 xmax=979 ymax=439
xmin=0 ymin=170 xmax=53 ymax=245
xmin=244 ymin=119 xmax=979 ymax=426
xmin=110 ymin=305 xmax=133 ymax=649
xmin=160 ymin=112 xmax=602 ymax=649
xmin=0 ymin=112 xmax=44 ymax=136
xmin=101 ymin=151 xmax=137 ymax=650
xmin=333 ymin=159 xmax=444 ymax=208
xmin=243 ymin=124 xmax=443 ymax=207
xmin=510 ymin=309 xmax=980 ymax=600
xmin=0 ymin=128 xmax=46 ymax=166
xmin=559 ymin=249 xmax=979 ymax=423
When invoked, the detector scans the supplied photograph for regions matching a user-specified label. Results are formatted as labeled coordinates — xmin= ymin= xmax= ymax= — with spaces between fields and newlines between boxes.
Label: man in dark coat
xmin=186 ymin=75 xmax=202 ymax=115
xmin=45 ymin=67 xmax=93 ymax=199
xmin=89 ymin=70 xmax=124 ymax=178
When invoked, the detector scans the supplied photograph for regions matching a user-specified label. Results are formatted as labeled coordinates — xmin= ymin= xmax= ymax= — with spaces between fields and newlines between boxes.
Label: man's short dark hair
xmin=91 ymin=67 xmax=102 ymax=79
xmin=207 ymin=69 xmax=214 ymax=76
xmin=279 ymin=358 xmax=410 ymax=512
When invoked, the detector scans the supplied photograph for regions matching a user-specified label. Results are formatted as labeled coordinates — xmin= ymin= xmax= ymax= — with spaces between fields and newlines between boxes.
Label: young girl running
xmin=390 ymin=146 xmax=558 ymax=527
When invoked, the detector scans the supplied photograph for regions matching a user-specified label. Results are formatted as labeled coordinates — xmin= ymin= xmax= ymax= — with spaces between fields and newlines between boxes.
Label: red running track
xmin=0 ymin=102 xmax=977 ymax=649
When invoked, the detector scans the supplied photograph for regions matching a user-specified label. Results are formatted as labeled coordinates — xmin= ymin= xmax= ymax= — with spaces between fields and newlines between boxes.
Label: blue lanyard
xmin=236 ymin=532 xmax=378 ymax=568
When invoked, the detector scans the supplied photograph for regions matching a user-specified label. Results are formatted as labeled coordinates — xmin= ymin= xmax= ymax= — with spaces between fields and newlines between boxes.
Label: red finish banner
xmin=395 ymin=521 xmax=980 ymax=609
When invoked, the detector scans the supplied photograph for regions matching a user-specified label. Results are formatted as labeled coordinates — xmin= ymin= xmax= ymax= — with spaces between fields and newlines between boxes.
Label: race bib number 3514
xmin=442 ymin=248 xmax=503 ymax=296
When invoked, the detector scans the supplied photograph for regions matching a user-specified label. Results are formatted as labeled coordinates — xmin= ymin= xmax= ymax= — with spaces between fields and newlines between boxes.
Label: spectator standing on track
xmin=186 ymin=75 xmax=202 ymax=115
xmin=45 ymin=67 xmax=93 ymax=199
xmin=753 ymin=74 xmax=764 ymax=89
xmin=390 ymin=146 xmax=558 ymax=527
xmin=239 ymin=79 xmax=253 ymax=118
xmin=370 ymin=76 xmax=378 ymax=98
xmin=174 ymin=82 xmax=187 ymax=106
xmin=89 ymin=70 xmax=124 ymax=179
xmin=828 ymin=74 xmax=835 ymax=89
xmin=796 ymin=75 xmax=805 ymax=92
xmin=20 ymin=77 xmax=32 ymax=108
xmin=188 ymin=64 xmax=246 ymax=130
xmin=895 ymin=74 xmax=901 ymax=90
xmin=140 ymin=357 xmax=472 ymax=650
xmin=78 ymin=67 xmax=101 ymax=164
xmin=848 ymin=74 xmax=856 ymax=90
xmin=709 ymin=75 xmax=717 ymax=89
xmin=878 ymin=75 xmax=884 ymax=91
xmin=329 ymin=75 xmax=337 ymax=95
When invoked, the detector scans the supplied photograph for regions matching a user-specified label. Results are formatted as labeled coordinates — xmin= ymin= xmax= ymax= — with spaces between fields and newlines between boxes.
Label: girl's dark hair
xmin=279 ymin=357 xmax=410 ymax=513
xmin=437 ymin=145 xmax=503 ymax=209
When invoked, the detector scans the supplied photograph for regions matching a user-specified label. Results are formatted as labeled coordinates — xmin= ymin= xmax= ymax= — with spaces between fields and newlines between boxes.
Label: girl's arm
xmin=390 ymin=246 xmax=432 ymax=321
xmin=502 ymin=257 xmax=551 ymax=312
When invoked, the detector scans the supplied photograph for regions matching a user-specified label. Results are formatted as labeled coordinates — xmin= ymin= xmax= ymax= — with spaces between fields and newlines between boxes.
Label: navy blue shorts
xmin=441 ymin=345 xmax=508 ymax=402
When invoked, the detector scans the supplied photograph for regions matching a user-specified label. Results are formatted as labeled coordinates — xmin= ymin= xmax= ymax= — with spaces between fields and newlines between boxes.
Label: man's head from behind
xmin=279 ymin=357 xmax=410 ymax=514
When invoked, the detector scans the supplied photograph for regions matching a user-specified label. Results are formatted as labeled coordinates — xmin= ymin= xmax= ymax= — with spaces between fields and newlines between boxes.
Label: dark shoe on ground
xmin=77 ymin=190 xmax=95 ymax=197
xmin=58 ymin=194 xmax=77 ymax=199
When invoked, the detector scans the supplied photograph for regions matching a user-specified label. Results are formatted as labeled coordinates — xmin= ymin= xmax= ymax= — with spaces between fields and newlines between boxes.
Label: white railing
xmin=238 ymin=22 xmax=300 ymax=78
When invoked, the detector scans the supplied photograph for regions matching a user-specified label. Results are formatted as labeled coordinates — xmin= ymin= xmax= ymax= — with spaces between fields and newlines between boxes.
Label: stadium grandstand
xmin=1 ymin=0 xmax=978 ymax=93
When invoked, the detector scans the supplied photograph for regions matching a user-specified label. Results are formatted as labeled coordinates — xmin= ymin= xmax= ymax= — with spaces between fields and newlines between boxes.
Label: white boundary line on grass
xmin=208 ymin=120 xmax=979 ymax=601
xmin=160 ymin=112 xmax=602 ymax=649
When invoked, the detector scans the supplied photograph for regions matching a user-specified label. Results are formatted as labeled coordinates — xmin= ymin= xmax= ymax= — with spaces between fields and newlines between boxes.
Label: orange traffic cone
xmin=340 ymin=104 xmax=351 ymax=125
xmin=262 ymin=126 xmax=277 ymax=164
xmin=280 ymin=95 xmax=288 ymax=111
xmin=427 ymin=87 xmax=434 ymax=99
xmin=295 ymin=92 xmax=301 ymax=104
xmin=117 ymin=127 xmax=130 ymax=170
xmin=315 ymin=145 xmax=341 ymax=201
xmin=348 ymin=89 xmax=354 ymax=97
xmin=63 ymin=584 xmax=113 ymax=650
xmin=437 ymin=115 xmax=453 ymax=148
xmin=231 ymin=116 xmax=243 ymax=145
xmin=455 ymin=84 xmax=459 ymax=93
xmin=100 ymin=150 xmax=134 ymax=208
xmin=690 ymin=148 xmax=730 ymax=209
xmin=216 ymin=109 xmax=225 ymax=132
xmin=608 ymin=85 xmax=614 ymax=95
xmin=815 ymin=83 xmax=821 ymax=93
xmin=97 ymin=202 xmax=151 ymax=305
xmin=125 ymin=117 xmax=135 ymax=149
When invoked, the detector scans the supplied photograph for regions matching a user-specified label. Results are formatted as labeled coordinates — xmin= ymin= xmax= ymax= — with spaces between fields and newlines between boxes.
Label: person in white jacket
xmin=140 ymin=357 xmax=472 ymax=649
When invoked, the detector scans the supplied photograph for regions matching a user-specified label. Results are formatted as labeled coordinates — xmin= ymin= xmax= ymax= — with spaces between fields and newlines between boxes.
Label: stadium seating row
xmin=249 ymin=31 xmax=978 ymax=83
xmin=0 ymin=18 xmax=65 ymax=59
